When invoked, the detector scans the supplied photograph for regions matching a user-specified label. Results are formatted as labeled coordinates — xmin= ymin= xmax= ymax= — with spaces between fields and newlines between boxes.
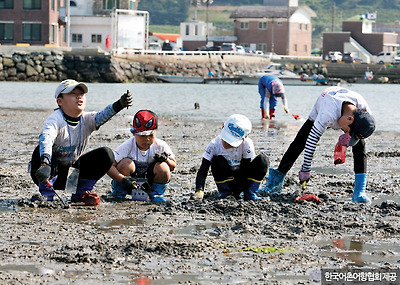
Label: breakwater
xmin=0 ymin=47 xmax=326 ymax=83
xmin=0 ymin=46 xmax=399 ymax=83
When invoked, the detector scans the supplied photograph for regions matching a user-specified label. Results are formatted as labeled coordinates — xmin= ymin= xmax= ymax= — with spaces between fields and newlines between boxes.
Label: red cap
xmin=130 ymin=110 xmax=158 ymax=135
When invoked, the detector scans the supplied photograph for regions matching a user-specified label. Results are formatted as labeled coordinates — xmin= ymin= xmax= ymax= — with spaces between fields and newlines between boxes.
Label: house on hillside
xmin=323 ymin=20 xmax=398 ymax=63
xmin=229 ymin=0 xmax=316 ymax=55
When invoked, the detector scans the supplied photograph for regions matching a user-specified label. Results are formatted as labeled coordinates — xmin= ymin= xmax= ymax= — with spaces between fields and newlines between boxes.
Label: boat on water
xmin=238 ymin=63 xmax=319 ymax=86
xmin=155 ymin=74 xmax=205 ymax=83
xmin=155 ymin=74 xmax=242 ymax=84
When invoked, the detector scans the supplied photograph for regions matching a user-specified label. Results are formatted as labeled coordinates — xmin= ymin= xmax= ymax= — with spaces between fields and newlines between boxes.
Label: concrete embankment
xmin=0 ymin=46 xmax=399 ymax=83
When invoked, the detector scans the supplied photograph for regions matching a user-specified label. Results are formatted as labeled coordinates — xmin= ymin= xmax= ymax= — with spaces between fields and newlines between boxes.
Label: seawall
xmin=0 ymin=46 xmax=399 ymax=83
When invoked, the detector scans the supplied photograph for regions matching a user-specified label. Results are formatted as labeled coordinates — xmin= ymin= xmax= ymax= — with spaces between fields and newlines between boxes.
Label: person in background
xmin=259 ymin=86 xmax=376 ymax=204
xmin=258 ymin=75 xmax=290 ymax=120
xmin=190 ymin=114 xmax=269 ymax=201
xmin=30 ymin=79 xmax=132 ymax=204
xmin=107 ymin=110 xmax=176 ymax=202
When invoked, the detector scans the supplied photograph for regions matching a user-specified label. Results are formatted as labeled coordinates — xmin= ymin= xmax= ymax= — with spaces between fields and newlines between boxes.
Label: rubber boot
xmin=215 ymin=181 xmax=233 ymax=199
xmin=258 ymin=168 xmax=285 ymax=196
xmin=261 ymin=108 xmax=266 ymax=120
xmin=71 ymin=179 xmax=97 ymax=202
xmin=149 ymin=182 xmax=167 ymax=202
xmin=244 ymin=180 xmax=261 ymax=201
xmin=110 ymin=180 xmax=127 ymax=199
xmin=352 ymin=173 xmax=371 ymax=204
xmin=39 ymin=183 xmax=55 ymax=201
xmin=269 ymin=109 xmax=275 ymax=120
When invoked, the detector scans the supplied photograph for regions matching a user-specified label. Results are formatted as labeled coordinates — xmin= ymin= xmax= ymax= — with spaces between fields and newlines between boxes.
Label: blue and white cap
xmin=220 ymin=114 xmax=252 ymax=147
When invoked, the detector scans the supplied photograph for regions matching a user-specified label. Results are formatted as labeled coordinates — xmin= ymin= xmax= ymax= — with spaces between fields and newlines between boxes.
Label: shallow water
xmin=2 ymin=82 xmax=400 ymax=132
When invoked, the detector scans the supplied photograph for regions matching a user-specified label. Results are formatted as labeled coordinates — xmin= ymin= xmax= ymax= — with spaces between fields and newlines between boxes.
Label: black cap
xmin=349 ymin=110 xmax=376 ymax=146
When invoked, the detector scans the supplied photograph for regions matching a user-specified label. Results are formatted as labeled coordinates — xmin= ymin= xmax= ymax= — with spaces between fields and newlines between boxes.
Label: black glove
xmin=154 ymin=152 xmax=168 ymax=163
xmin=35 ymin=164 xmax=51 ymax=184
xmin=119 ymin=90 xmax=133 ymax=109
xmin=121 ymin=176 xmax=138 ymax=190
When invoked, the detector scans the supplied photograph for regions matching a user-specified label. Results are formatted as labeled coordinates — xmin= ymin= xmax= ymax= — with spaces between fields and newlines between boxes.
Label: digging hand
xmin=190 ymin=189 xmax=204 ymax=201
xmin=121 ymin=176 xmax=138 ymax=190
xmin=154 ymin=152 xmax=168 ymax=163
xmin=35 ymin=164 xmax=51 ymax=184
xmin=298 ymin=171 xmax=310 ymax=184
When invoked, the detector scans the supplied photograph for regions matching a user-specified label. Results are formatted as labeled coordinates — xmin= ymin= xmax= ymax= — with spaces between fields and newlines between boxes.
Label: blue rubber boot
xmin=39 ymin=183 xmax=55 ymax=201
xmin=244 ymin=180 xmax=261 ymax=201
xmin=216 ymin=181 xmax=233 ymax=199
xmin=149 ymin=182 xmax=167 ymax=202
xmin=110 ymin=180 xmax=128 ymax=199
xmin=352 ymin=173 xmax=371 ymax=204
xmin=71 ymin=179 xmax=97 ymax=202
xmin=258 ymin=168 xmax=285 ymax=196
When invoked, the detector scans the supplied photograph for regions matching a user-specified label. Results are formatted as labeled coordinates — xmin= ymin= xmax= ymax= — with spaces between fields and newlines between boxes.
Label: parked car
xmin=221 ymin=43 xmax=237 ymax=52
xmin=244 ymin=47 xmax=254 ymax=54
xmin=328 ymin=51 xmax=343 ymax=62
xmin=342 ymin=52 xmax=362 ymax=63
xmin=199 ymin=46 xmax=221 ymax=51
xmin=236 ymin=45 xmax=245 ymax=54
xmin=393 ymin=56 xmax=400 ymax=65
xmin=149 ymin=42 xmax=161 ymax=50
xmin=373 ymin=51 xmax=396 ymax=64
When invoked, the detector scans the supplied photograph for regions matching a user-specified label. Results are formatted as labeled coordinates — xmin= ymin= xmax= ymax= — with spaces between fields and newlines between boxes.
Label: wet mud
xmin=0 ymin=108 xmax=399 ymax=284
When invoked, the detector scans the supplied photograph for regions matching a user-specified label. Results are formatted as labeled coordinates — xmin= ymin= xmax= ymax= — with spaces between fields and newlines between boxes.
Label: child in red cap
xmin=107 ymin=110 xmax=176 ymax=202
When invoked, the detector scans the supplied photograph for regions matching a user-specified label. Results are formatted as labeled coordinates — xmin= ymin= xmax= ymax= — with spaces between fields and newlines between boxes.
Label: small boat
xmin=237 ymin=63 xmax=318 ymax=86
xmin=155 ymin=74 xmax=204 ymax=84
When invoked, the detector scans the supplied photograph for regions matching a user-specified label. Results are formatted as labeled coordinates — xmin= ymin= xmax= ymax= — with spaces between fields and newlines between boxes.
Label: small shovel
xmin=46 ymin=181 xmax=69 ymax=209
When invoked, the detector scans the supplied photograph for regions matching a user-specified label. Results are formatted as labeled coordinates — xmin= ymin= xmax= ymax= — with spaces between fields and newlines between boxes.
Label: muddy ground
xmin=0 ymin=107 xmax=399 ymax=284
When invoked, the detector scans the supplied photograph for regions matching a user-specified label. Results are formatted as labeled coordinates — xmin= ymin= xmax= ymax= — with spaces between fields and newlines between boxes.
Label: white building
xmin=63 ymin=0 xmax=147 ymax=51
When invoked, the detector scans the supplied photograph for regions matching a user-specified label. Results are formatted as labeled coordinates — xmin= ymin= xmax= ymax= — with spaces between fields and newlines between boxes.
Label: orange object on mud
xmin=334 ymin=143 xmax=347 ymax=165
xmin=82 ymin=191 xmax=100 ymax=206
xmin=292 ymin=114 xmax=301 ymax=120
xmin=294 ymin=194 xmax=321 ymax=205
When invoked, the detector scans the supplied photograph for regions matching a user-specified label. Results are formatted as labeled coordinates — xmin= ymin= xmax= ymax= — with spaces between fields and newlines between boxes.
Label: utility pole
xmin=332 ymin=0 xmax=335 ymax=32
xmin=202 ymin=0 xmax=213 ymax=46
xmin=286 ymin=0 xmax=290 ymax=55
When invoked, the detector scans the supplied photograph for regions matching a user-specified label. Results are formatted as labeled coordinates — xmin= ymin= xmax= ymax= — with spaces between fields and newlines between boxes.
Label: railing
xmin=112 ymin=48 xmax=323 ymax=62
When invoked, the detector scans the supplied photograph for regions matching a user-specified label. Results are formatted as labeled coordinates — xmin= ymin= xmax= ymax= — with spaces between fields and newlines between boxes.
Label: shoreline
xmin=0 ymin=107 xmax=399 ymax=284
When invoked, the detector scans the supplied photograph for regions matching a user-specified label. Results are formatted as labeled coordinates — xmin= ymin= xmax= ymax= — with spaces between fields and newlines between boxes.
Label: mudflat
xmin=0 ymin=107 xmax=399 ymax=284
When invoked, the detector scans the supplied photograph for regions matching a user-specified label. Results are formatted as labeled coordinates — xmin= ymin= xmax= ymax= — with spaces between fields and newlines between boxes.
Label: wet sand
xmin=0 ymin=107 xmax=399 ymax=284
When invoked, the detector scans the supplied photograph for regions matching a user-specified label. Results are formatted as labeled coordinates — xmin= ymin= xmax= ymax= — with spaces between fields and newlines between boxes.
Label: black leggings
xmin=277 ymin=119 xmax=367 ymax=174
xmin=30 ymin=145 xmax=114 ymax=189
xmin=211 ymin=153 xmax=270 ymax=184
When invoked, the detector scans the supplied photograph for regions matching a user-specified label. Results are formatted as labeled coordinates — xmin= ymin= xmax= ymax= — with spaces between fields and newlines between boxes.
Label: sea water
xmin=1 ymin=81 xmax=399 ymax=132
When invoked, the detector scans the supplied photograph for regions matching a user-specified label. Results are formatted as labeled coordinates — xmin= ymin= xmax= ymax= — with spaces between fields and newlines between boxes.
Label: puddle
xmin=0 ymin=264 xmax=55 ymax=275
xmin=174 ymin=222 xmax=224 ymax=238
xmin=316 ymin=235 xmax=400 ymax=267
xmin=95 ymin=217 xmax=145 ymax=232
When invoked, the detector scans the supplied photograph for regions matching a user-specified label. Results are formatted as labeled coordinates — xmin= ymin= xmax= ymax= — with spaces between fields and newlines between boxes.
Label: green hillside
xmin=140 ymin=0 xmax=400 ymax=48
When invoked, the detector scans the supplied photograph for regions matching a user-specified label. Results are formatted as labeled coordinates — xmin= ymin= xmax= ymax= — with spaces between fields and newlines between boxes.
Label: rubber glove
xmin=35 ymin=164 xmax=51 ymax=184
xmin=283 ymin=105 xmax=290 ymax=114
xmin=338 ymin=133 xmax=351 ymax=147
xmin=119 ymin=90 xmax=133 ymax=109
xmin=298 ymin=171 xmax=310 ymax=184
xmin=190 ymin=190 xmax=204 ymax=201
xmin=121 ymin=176 xmax=138 ymax=190
xmin=154 ymin=152 xmax=168 ymax=163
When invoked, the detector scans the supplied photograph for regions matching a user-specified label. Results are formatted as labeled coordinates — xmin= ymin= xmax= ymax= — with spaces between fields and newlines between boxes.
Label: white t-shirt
xmin=40 ymin=109 xmax=96 ymax=166
xmin=114 ymin=137 xmax=175 ymax=165
xmin=309 ymin=86 xmax=371 ymax=133
xmin=203 ymin=135 xmax=255 ymax=169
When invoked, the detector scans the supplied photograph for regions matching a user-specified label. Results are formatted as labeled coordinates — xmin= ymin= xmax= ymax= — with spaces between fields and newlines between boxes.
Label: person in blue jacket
xmin=258 ymin=75 xmax=290 ymax=120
